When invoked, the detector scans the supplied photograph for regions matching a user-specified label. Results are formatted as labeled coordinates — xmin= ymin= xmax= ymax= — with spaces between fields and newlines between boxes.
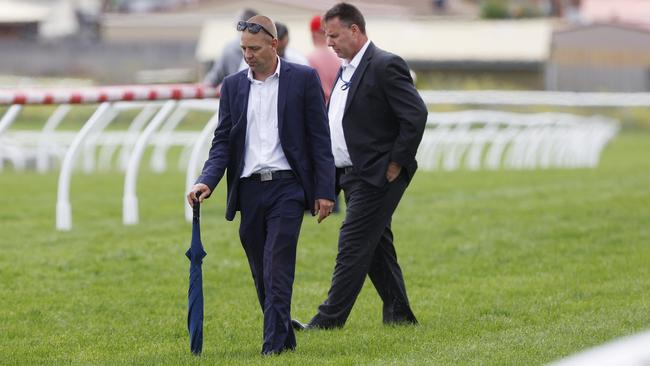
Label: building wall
xmin=547 ymin=63 xmax=649 ymax=91
xmin=417 ymin=68 xmax=544 ymax=90
xmin=546 ymin=25 xmax=650 ymax=91
xmin=0 ymin=40 xmax=198 ymax=84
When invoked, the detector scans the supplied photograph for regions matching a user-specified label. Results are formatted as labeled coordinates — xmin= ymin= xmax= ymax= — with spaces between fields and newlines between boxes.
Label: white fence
xmin=0 ymin=85 xmax=218 ymax=230
xmin=1 ymin=87 xmax=636 ymax=231
xmin=418 ymin=111 xmax=618 ymax=171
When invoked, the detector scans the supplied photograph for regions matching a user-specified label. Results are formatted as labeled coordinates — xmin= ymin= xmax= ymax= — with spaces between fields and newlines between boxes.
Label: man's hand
xmin=386 ymin=162 xmax=402 ymax=183
xmin=314 ymin=199 xmax=335 ymax=223
xmin=187 ymin=183 xmax=212 ymax=207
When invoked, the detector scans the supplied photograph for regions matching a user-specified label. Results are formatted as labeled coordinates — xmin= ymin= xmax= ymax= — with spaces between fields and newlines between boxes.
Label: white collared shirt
xmin=328 ymin=39 xmax=371 ymax=168
xmin=240 ymin=57 xmax=291 ymax=178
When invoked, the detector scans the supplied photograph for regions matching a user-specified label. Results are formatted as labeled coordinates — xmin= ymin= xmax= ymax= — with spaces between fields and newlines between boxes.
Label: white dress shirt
xmin=240 ymin=57 xmax=292 ymax=178
xmin=328 ymin=39 xmax=371 ymax=168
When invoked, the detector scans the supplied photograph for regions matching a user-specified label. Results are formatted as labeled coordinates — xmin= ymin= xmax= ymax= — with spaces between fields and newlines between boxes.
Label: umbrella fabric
xmin=186 ymin=199 xmax=207 ymax=355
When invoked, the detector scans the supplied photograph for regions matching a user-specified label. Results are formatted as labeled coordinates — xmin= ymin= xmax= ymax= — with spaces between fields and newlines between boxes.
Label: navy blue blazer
xmin=196 ymin=60 xmax=336 ymax=221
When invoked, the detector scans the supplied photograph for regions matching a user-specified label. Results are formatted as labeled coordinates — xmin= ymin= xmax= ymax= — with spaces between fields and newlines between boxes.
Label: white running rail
xmin=1 ymin=87 xmax=636 ymax=230
xmin=123 ymin=101 xmax=177 ymax=225
xmin=419 ymin=111 xmax=619 ymax=171
xmin=0 ymin=84 xmax=218 ymax=230
xmin=56 ymin=102 xmax=113 ymax=231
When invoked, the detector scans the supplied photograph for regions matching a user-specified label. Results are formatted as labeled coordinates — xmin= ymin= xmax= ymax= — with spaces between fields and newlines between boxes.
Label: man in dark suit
xmin=293 ymin=3 xmax=427 ymax=330
xmin=187 ymin=15 xmax=335 ymax=355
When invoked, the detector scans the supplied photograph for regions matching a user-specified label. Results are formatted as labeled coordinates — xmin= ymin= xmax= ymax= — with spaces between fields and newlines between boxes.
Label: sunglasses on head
xmin=237 ymin=21 xmax=275 ymax=39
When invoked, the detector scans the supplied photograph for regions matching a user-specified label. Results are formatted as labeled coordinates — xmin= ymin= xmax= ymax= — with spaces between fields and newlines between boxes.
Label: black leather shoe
xmin=291 ymin=319 xmax=308 ymax=331
xmin=384 ymin=317 xmax=419 ymax=326
xmin=261 ymin=345 xmax=295 ymax=356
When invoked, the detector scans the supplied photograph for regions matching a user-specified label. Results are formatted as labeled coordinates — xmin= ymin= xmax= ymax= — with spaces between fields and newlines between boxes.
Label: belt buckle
xmin=260 ymin=171 xmax=273 ymax=182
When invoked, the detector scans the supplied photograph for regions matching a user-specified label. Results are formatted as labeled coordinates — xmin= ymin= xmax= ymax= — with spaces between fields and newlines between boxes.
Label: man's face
xmin=325 ymin=17 xmax=357 ymax=59
xmin=241 ymin=30 xmax=277 ymax=74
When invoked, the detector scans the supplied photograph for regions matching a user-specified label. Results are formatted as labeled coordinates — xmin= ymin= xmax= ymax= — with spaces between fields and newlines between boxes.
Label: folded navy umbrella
xmin=186 ymin=194 xmax=207 ymax=355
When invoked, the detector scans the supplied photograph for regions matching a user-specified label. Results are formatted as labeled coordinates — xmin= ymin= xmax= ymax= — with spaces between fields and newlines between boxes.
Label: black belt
xmin=243 ymin=170 xmax=294 ymax=182
xmin=337 ymin=166 xmax=354 ymax=175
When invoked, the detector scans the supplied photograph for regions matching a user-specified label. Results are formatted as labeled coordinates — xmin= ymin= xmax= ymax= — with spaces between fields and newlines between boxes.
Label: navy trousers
xmin=238 ymin=177 xmax=304 ymax=354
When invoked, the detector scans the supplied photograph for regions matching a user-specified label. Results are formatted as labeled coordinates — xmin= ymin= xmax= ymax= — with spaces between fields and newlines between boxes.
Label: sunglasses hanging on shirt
xmin=339 ymin=73 xmax=351 ymax=91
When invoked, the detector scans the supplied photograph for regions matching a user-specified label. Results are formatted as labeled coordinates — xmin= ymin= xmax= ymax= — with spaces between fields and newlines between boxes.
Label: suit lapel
xmin=277 ymin=60 xmax=292 ymax=133
xmin=344 ymin=42 xmax=375 ymax=115
xmin=236 ymin=71 xmax=251 ymax=130
xmin=234 ymin=72 xmax=250 ymax=177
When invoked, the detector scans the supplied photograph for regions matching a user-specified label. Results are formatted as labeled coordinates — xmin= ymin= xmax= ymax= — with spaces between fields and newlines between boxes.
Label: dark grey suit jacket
xmin=336 ymin=42 xmax=427 ymax=187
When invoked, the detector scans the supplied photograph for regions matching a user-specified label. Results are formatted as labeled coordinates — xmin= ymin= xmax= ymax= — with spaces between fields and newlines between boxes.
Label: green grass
xmin=1 ymin=132 xmax=649 ymax=365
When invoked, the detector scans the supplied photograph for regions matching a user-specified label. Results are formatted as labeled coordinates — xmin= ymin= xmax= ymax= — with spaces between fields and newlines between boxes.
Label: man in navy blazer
xmin=187 ymin=15 xmax=335 ymax=355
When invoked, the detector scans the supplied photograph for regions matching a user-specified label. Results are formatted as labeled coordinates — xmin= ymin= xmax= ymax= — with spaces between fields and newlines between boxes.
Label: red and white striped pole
xmin=0 ymin=84 xmax=218 ymax=105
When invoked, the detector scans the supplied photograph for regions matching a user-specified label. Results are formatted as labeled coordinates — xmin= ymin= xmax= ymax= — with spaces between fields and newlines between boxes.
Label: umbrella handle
xmin=193 ymin=192 xmax=201 ymax=219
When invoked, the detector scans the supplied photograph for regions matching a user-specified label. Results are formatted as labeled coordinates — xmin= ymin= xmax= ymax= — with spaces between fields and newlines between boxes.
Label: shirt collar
xmin=342 ymin=39 xmax=371 ymax=69
xmin=247 ymin=56 xmax=281 ymax=83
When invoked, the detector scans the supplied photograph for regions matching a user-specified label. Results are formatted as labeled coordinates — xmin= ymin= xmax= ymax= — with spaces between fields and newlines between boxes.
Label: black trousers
xmin=238 ymin=177 xmax=304 ymax=354
xmin=310 ymin=170 xmax=417 ymax=328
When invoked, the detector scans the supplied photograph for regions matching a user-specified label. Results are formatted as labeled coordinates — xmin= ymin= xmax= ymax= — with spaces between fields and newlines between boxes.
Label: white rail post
xmin=168 ymin=99 xmax=219 ymax=172
xmin=184 ymin=109 xmax=220 ymax=222
xmin=0 ymin=105 xmax=23 ymax=172
xmin=149 ymin=106 xmax=189 ymax=173
xmin=97 ymin=102 xmax=163 ymax=171
xmin=82 ymin=107 xmax=118 ymax=174
xmin=0 ymin=104 xmax=22 ymax=134
xmin=123 ymin=100 xmax=177 ymax=225
xmin=56 ymin=102 xmax=113 ymax=231
xmin=118 ymin=103 xmax=162 ymax=171
xmin=36 ymin=104 xmax=71 ymax=173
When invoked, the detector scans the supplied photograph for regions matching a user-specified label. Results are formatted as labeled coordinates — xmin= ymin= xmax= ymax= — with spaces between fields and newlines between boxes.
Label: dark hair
xmin=275 ymin=22 xmax=288 ymax=40
xmin=324 ymin=2 xmax=366 ymax=34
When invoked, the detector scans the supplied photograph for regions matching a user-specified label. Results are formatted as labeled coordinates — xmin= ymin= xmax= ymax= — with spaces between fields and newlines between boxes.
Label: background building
xmin=547 ymin=23 xmax=650 ymax=92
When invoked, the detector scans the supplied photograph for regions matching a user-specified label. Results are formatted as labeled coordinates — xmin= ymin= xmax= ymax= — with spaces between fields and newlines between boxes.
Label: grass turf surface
xmin=1 ymin=132 xmax=649 ymax=365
